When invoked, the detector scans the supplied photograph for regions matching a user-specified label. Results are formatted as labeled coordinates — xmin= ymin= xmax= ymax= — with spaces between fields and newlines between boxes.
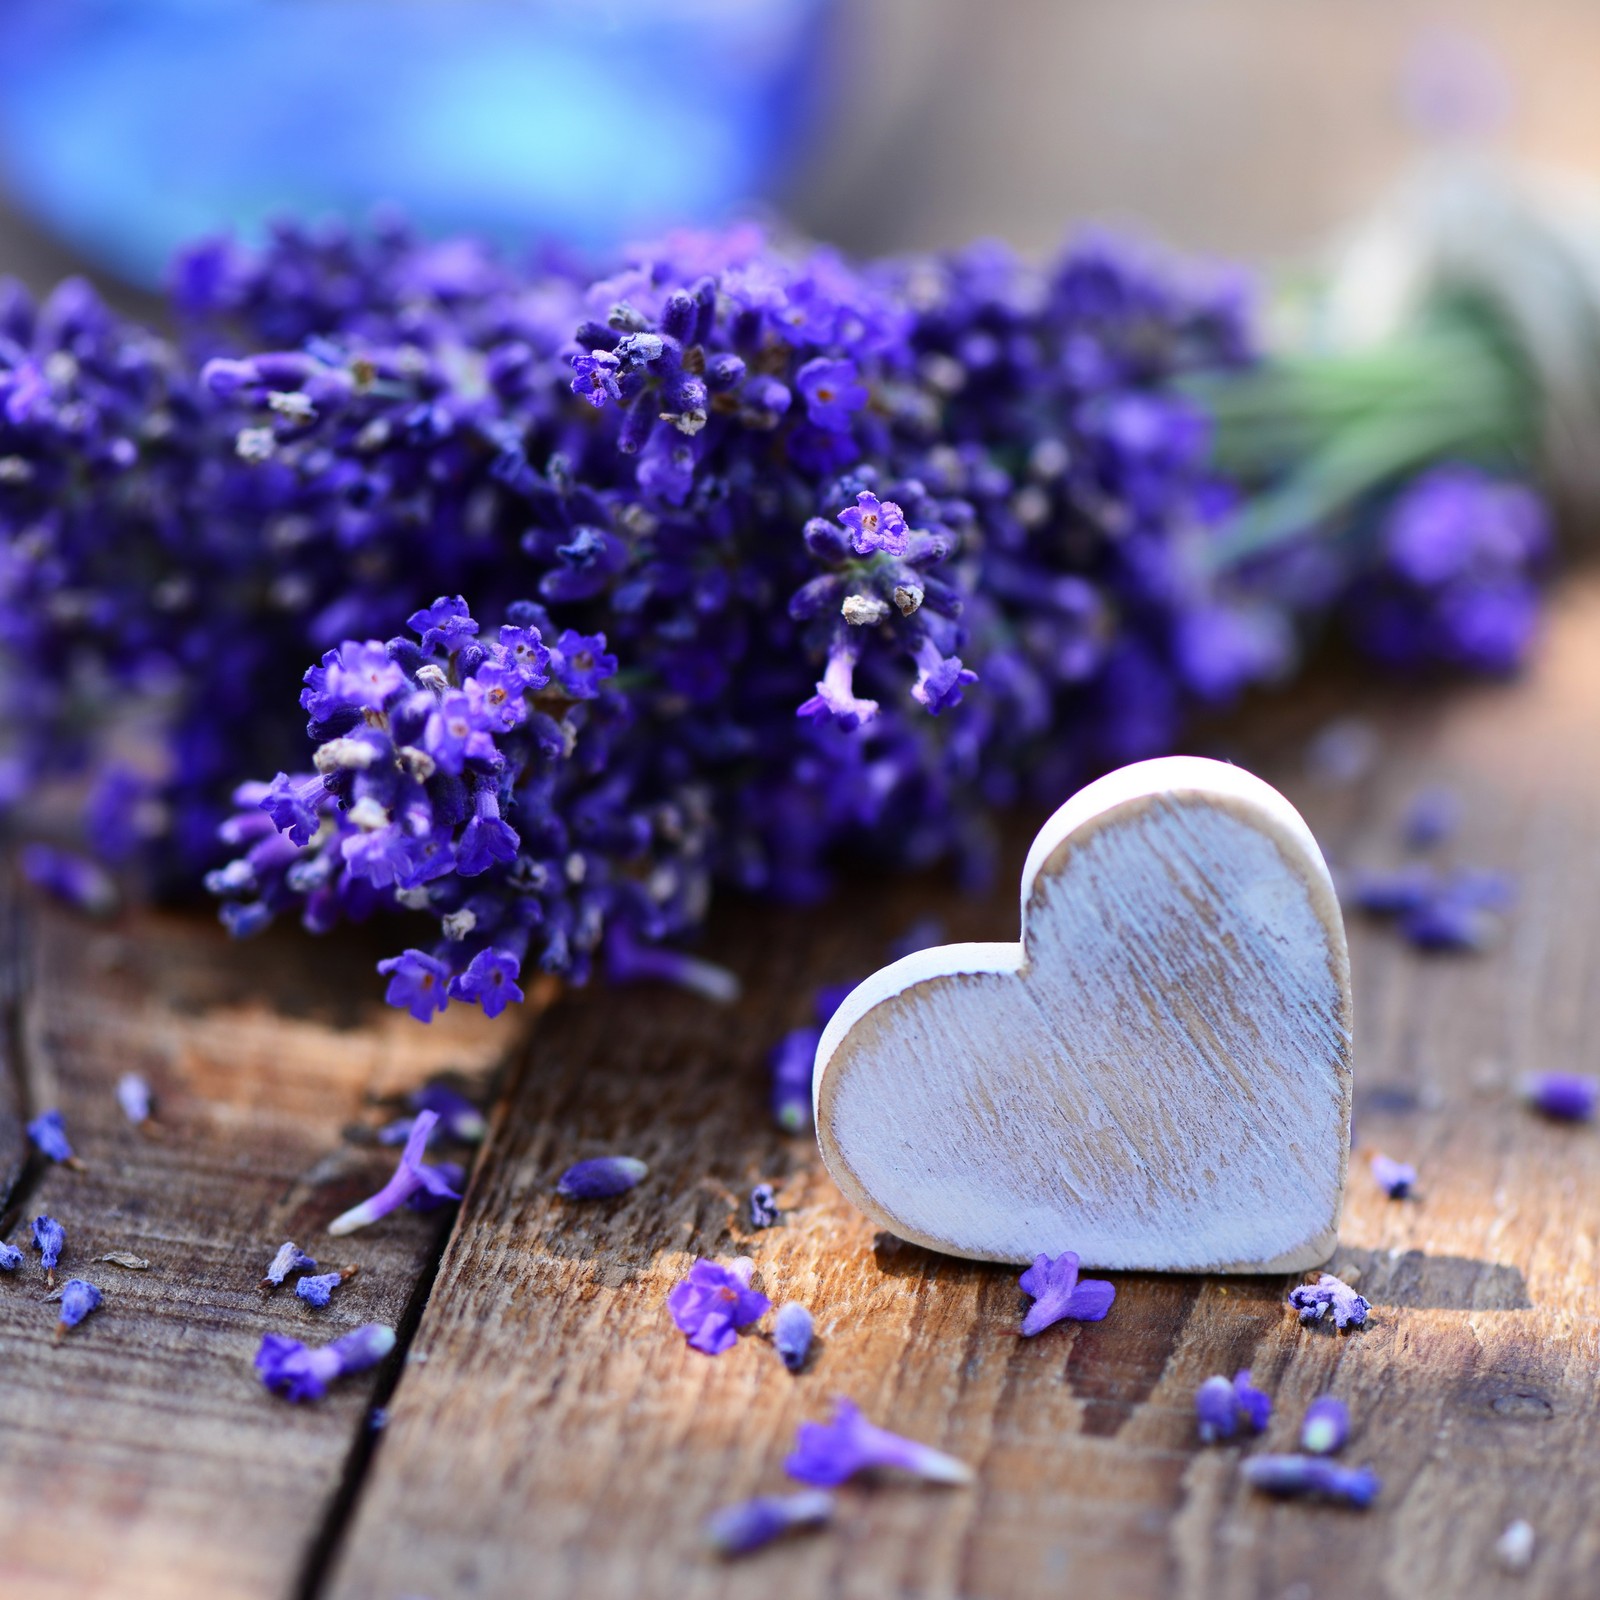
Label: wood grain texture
xmin=0 ymin=905 xmax=522 ymax=1600
xmin=320 ymin=578 xmax=1600 ymax=1600
xmin=814 ymin=756 xmax=1352 ymax=1271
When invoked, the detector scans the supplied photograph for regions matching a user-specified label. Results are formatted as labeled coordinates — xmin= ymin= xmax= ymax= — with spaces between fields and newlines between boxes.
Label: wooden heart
xmin=813 ymin=756 xmax=1352 ymax=1272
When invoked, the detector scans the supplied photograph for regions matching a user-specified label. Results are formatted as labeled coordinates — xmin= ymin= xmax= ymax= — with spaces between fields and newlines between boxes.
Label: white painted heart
xmin=813 ymin=756 xmax=1352 ymax=1273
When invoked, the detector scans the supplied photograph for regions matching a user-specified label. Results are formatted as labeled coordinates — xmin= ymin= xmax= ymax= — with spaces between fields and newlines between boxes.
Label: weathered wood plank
xmin=324 ymin=580 xmax=1600 ymax=1600
xmin=0 ymin=905 xmax=521 ymax=1600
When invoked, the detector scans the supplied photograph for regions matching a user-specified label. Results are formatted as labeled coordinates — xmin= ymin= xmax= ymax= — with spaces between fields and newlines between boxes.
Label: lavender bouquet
xmin=0 ymin=185 xmax=1556 ymax=1019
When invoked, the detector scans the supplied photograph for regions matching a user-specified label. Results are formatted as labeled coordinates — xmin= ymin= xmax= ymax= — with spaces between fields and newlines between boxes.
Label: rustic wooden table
xmin=4 ymin=580 xmax=1600 ymax=1600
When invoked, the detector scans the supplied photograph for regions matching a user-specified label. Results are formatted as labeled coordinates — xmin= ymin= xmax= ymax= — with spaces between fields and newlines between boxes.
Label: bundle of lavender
xmin=0 ymin=182 xmax=1555 ymax=1018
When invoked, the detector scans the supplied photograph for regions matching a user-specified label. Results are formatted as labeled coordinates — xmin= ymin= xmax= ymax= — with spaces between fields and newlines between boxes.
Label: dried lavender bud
xmin=0 ymin=1242 xmax=22 ymax=1271
xmin=555 ymin=1156 xmax=648 ymax=1200
xmin=55 ymin=1278 xmax=102 ymax=1339
xmin=1289 ymin=1273 xmax=1370 ymax=1331
xmin=748 ymin=1184 xmax=780 ymax=1230
xmin=704 ymin=1491 xmax=833 ymax=1556
xmin=31 ymin=1216 xmax=65 ymax=1286
xmin=116 ymin=1073 xmax=152 ymax=1124
xmin=1195 ymin=1370 xmax=1271 ymax=1443
xmin=1242 ymin=1454 xmax=1380 ymax=1507
xmin=773 ymin=1302 xmax=814 ymax=1373
xmin=1522 ymin=1072 xmax=1599 ymax=1122
xmin=261 ymin=1241 xmax=317 ymax=1290
xmin=296 ymin=1265 xmax=359 ymax=1307
xmin=27 ymin=1109 xmax=80 ymax=1167
xmin=1370 ymin=1152 xmax=1417 ymax=1198
xmin=1300 ymin=1395 xmax=1350 ymax=1455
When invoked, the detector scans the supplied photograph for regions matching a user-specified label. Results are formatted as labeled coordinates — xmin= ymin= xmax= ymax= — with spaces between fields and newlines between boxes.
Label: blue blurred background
xmin=3 ymin=0 xmax=1600 ymax=294
xmin=0 ymin=0 xmax=836 ymax=287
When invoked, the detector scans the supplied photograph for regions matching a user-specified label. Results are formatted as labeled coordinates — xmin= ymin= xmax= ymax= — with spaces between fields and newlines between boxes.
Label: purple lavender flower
xmin=116 ymin=1072 xmax=152 ymax=1125
xmin=555 ymin=1156 xmax=648 ymax=1200
xmin=1521 ymin=1072 xmax=1599 ymax=1122
xmin=27 ymin=1109 xmax=80 ymax=1167
xmin=377 ymin=950 xmax=454 ymax=1023
xmin=1370 ymin=1152 xmax=1417 ymax=1199
xmin=1289 ymin=1273 xmax=1370 ymax=1331
xmin=261 ymin=1240 xmax=317 ymax=1290
xmin=296 ymin=1266 xmax=358 ymax=1308
xmin=328 ymin=1110 xmax=461 ymax=1235
xmin=55 ymin=1278 xmax=102 ymax=1339
xmin=570 ymin=350 xmax=622 ymax=408
xmin=1300 ymin=1395 xmax=1351 ymax=1455
xmin=785 ymin=1398 xmax=972 ymax=1487
xmin=1017 ymin=1251 xmax=1116 ymax=1337
xmin=704 ymin=1490 xmax=833 ymax=1557
xmin=32 ymin=1215 xmax=64 ymax=1287
xmin=255 ymin=1324 xmax=397 ymax=1402
xmin=1241 ymin=1454 xmax=1381 ymax=1508
xmin=1195 ymin=1370 xmax=1272 ymax=1442
xmin=796 ymin=358 xmax=868 ymax=432
xmin=447 ymin=947 xmax=524 ymax=1018
xmin=19 ymin=845 xmax=117 ymax=917
xmin=837 ymin=491 xmax=909 ymax=557
xmin=0 ymin=1242 xmax=23 ymax=1271
xmin=773 ymin=1302 xmax=814 ymax=1373
xmin=749 ymin=1184 xmax=780 ymax=1230
xmin=667 ymin=1257 xmax=771 ymax=1355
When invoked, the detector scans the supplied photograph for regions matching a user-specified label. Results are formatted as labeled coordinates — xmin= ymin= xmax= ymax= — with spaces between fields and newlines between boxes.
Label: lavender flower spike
xmin=117 ymin=1072 xmax=152 ymax=1125
xmin=328 ymin=1110 xmax=461 ymax=1235
xmin=667 ymin=1257 xmax=771 ymax=1355
xmin=1195 ymin=1370 xmax=1272 ymax=1442
xmin=28 ymin=1109 xmax=83 ymax=1168
xmin=0 ymin=1242 xmax=23 ymax=1271
xmin=774 ymin=1302 xmax=814 ymax=1373
xmin=1522 ymin=1071 xmax=1599 ymax=1122
xmin=1289 ymin=1273 xmax=1371 ymax=1331
xmin=556 ymin=1156 xmax=649 ymax=1199
xmin=255 ymin=1324 xmax=397 ymax=1403
xmin=1370 ymin=1152 xmax=1417 ymax=1198
xmin=32 ymin=1215 xmax=65 ymax=1287
xmin=705 ymin=1491 xmax=834 ymax=1557
xmin=296 ymin=1265 xmax=360 ymax=1307
xmin=262 ymin=1240 xmax=317 ymax=1290
xmin=1301 ymin=1395 xmax=1351 ymax=1455
xmin=1242 ymin=1454 xmax=1381 ymax=1508
xmin=786 ymin=1398 xmax=972 ymax=1487
xmin=55 ymin=1279 xmax=103 ymax=1340
xmin=1018 ymin=1250 xmax=1116 ymax=1336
